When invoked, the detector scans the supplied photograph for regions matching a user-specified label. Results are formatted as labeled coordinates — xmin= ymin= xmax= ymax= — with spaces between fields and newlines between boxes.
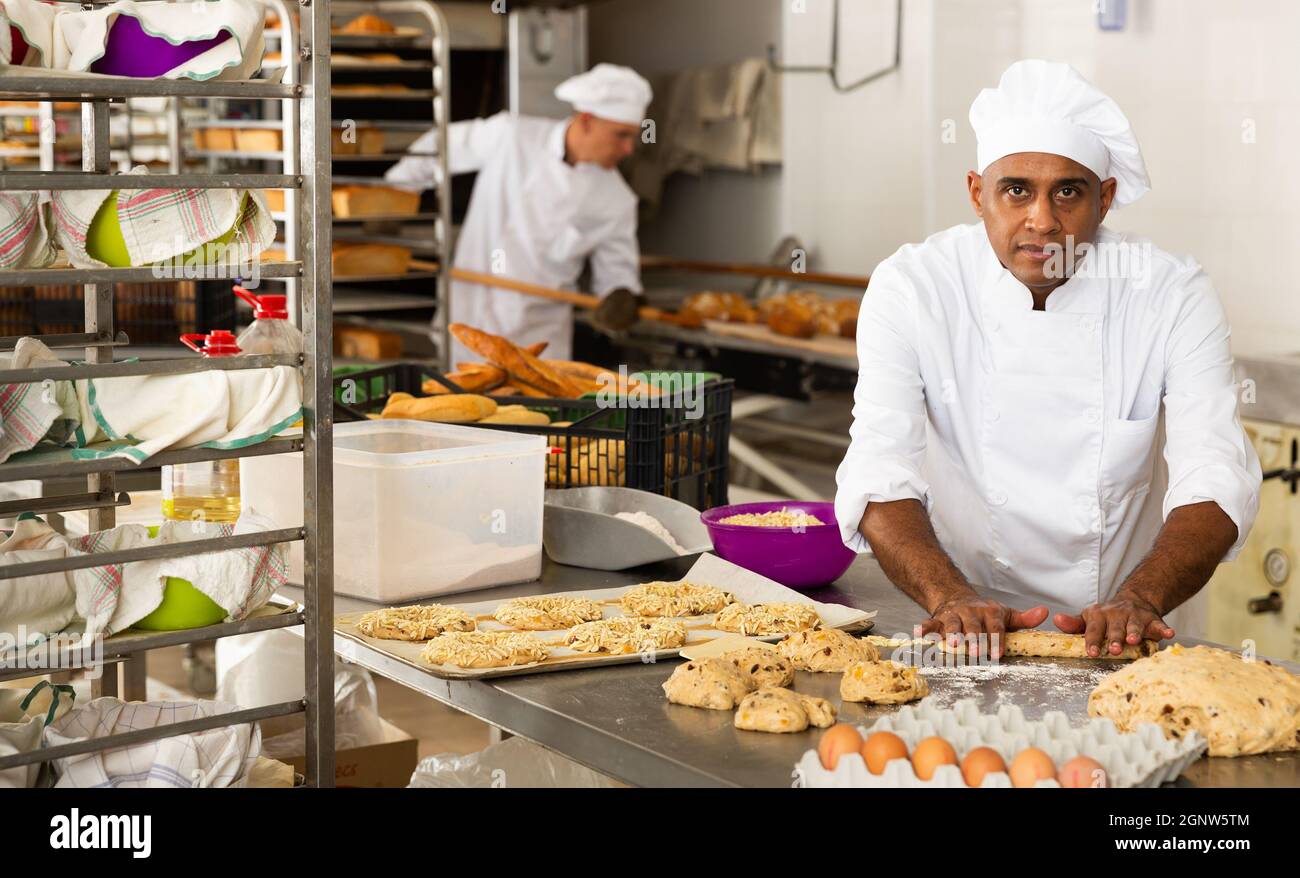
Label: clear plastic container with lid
xmin=234 ymin=285 xmax=303 ymax=355
xmin=161 ymin=330 xmax=243 ymax=524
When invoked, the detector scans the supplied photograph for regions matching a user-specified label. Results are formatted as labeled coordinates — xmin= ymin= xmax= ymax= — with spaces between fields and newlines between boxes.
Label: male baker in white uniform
xmin=386 ymin=63 xmax=651 ymax=363
xmin=835 ymin=60 xmax=1261 ymax=658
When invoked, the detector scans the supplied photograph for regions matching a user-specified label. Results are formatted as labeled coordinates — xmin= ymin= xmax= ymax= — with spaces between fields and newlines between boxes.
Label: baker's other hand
xmin=592 ymin=287 xmax=644 ymax=334
xmin=1053 ymin=591 xmax=1174 ymax=658
xmin=919 ymin=593 xmax=1049 ymax=659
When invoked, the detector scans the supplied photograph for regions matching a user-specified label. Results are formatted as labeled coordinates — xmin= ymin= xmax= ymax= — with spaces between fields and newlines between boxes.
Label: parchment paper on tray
xmin=333 ymin=553 xmax=876 ymax=680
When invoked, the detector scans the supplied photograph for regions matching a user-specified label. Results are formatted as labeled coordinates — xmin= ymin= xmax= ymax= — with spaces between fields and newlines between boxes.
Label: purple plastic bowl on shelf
xmin=700 ymin=501 xmax=856 ymax=590
xmin=90 ymin=16 xmax=232 ymax=78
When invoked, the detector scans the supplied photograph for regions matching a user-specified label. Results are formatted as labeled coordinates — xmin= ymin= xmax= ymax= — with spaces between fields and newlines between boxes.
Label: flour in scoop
xmin=615 ymin=511 xmax=688 ymax=554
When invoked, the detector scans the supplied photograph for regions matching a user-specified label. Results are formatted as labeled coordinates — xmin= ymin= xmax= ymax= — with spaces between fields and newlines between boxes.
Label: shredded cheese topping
xmin=358 ymin=604 xmax=476 ymax=641
xmin=717 ymin=507 xmax=826 ymax=528
xmin=420 ymin=631 xmax=550 ymax=668
xmin=714 ymin=602 xmax=821 ymax=635
xmin=620 ymin=581 xmax=734 ymax=617
xmin=565 ymin=618 xmax=687 ymax=654
xmin=493 ymin=595 xmax=604 ymax=630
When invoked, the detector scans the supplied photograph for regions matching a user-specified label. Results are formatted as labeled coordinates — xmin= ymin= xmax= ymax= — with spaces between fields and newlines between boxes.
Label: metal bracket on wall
xmin=1262 ymin=437 xmax=1300 ymax=495
xmin=766 ymin=0 xmax=902 ymax=93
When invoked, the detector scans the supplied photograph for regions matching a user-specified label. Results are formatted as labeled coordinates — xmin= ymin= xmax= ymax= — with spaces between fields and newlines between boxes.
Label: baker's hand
xmin=920 ymin=595 xmax=1049 ymax=659
xmin=1053 ymin=591 xmax=1175 ymax=657
xmin=592 ymin=288 xmax=644 ymax=334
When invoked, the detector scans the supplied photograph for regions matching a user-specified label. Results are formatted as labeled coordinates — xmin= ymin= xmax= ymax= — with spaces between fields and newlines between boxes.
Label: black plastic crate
xmin=333 ymin=362 xmax=732 ymax=511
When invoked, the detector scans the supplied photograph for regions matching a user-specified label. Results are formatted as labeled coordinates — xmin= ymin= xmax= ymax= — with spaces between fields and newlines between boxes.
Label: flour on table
xmin=615 ymin=511 xmax=688 ymax=554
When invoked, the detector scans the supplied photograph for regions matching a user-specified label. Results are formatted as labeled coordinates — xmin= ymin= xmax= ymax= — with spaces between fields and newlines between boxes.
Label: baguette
xmin=421 ymin=367 xmax=505 ymax=395
xmin=478 ymin=405 xmax=551 ymax=426
xmin=381 ymin=393 xmax=496 ymax=423
xmin=488 ymin=385 xmax=521 ymax=397
xmin=449 ymin=324 xmax=582 ymax=398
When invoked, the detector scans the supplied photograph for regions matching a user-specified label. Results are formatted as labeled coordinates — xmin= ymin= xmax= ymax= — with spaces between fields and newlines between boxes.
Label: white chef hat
xmin=555 ymin=63 xmax=652 ymax=126
xmin=969 ymin=59 xmax=1150 ymax=207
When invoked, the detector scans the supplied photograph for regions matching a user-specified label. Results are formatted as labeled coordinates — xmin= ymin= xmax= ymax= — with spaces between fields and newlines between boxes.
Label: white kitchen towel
xmin=0 ymin=0 xmax=57 ymax=67
xmin=0 ymin=681 xmax=76 ymax=788
xmin=73 ymin=362 xmax=301 ymax=464
xmin=0 ymin=191 xmax=56 ymax=270
xmin=52 ymin=0 xmax=265 ymax=81
xmin=45 ymin=697 xmax=259 ymax=788
xmin=0 ymin=337 xmax=80 ymax=464
xmin=0 ymin=516 xmax=79 ymax=648
xmin=50 ymin=166 xmax=275 ymax=269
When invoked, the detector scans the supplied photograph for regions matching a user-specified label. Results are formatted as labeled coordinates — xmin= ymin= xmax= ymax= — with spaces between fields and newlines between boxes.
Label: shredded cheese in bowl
xmin=717 ymin=507 xmax=826 ymax=528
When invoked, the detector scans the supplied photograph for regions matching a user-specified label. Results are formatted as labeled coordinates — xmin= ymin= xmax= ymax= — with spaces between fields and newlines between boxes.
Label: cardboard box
xmin=283 ymin=717 xmax=418 ymax=788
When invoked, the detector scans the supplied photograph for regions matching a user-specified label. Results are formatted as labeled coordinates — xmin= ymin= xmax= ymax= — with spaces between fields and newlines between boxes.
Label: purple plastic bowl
xmin=700 ymin=501 xmax=855 ymax=590
xmin=90 ymin=16 xmax=232 ymax=78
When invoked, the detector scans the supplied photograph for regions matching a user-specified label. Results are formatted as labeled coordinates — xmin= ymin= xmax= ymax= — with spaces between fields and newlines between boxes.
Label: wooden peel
xmin=447 ymin=267 xmax=694 ymax=326
xmin=639 ymin=254 xmax=871 ymax=289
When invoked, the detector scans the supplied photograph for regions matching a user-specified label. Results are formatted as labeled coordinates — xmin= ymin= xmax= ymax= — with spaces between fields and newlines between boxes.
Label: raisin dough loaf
xmin=1088 ymin=644 xmax=1300 ymax=757
xmin=840 ymin=660 xmax=929 ymax=705
xmin=723 ymin=647 xmax=795 ymax=688
xmin=777 ymin=628 xmax=879 ymax=672
xmin=734 ymin=687 xmax=836 ymax=733
xmin=662 ymin=657 xmax=753 ymax=710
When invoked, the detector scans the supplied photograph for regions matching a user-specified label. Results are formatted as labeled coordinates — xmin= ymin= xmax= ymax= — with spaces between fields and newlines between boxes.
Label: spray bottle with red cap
xmin=233 ymin=285 xmax=303 ymax=355
xmin=160 ymin=330 xmax=245 ymax=524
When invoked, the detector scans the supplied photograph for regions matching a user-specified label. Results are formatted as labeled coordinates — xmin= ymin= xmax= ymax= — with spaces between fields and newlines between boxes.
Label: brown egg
xmin=1058 ymin=755 xmax=1108 ymax=788
xmin=1009 ymin=747 xmax=1057 ymax=788
xmin=960 ymin=746 xmax=1007 ymax=788
xmin=817 ymin=724 xmax=865 ymax=771
xmin=910 ymin=736 xmax=958 ymax=781
xmin=861 ymin=731 xmax=909 ymax=775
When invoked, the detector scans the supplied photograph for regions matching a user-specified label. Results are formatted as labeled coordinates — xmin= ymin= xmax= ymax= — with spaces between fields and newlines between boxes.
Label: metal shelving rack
xmin=327 ymin=0 xmax=451 ymax=363
xmin=0 ymin=0 xmax=336 ymax=786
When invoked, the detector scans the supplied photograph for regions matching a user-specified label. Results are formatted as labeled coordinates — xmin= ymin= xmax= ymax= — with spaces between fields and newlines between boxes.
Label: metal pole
xmin=299 ymin=0 xmax=336 ymax=788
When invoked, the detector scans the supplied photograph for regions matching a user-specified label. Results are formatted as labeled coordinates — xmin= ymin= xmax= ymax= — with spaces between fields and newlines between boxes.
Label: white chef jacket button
xmin=989 ymin=489 xmax=1008 ymax=506
xmin=994 ymin=557 xmax=1010 ymax=570
xmin=1078 ymin=559 xmax=1096 ymax=574
xmin=1085 ymin=408 xmax=1100 ymax=424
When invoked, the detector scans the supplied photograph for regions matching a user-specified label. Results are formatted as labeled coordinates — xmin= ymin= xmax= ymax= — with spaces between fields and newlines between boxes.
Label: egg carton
xmin=795 ymin=699 xmax=1206 ymax=788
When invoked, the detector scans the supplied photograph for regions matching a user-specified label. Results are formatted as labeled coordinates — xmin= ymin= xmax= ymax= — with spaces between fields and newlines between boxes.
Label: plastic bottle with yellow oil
xmin=161 ymin=330 xmax=244 ymax=524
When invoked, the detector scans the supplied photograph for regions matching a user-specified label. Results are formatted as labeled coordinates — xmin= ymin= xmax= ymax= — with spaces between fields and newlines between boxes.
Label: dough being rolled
xmin=1088 ymin=644 xmax=1300 ymax=757
xmin=944 ymin=630 xmax=1158 ymax=660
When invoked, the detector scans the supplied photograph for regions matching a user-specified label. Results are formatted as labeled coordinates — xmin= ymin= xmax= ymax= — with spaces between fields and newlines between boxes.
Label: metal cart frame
xmin=0 ymin=0 xmax=336 ymax=786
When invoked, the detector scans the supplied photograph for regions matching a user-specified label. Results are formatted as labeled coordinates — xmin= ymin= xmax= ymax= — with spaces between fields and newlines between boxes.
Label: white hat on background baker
xmin=555 ymin=63 xmax=652 ymax=126
xmin=969 ymin=59 xmax=1150 ymax=207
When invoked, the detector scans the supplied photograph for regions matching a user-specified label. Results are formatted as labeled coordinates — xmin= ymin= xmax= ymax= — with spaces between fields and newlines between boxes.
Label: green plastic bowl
xmin=86 ymin=192 xmax=243 ymax=267
xmin=133 ymin=526 xmax=227 ymax=631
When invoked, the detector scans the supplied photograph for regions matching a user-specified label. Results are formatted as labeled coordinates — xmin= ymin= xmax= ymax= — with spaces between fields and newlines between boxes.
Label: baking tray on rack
xmin=333 ymin=553 xmax=875 ymax=681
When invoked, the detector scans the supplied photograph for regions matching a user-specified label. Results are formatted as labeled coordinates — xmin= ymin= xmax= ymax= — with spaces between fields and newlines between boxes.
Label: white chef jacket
xmin=386 ymin=112 xmax=642 ymax=362
xmin=834 ymin=222 xmax=1261 ymax=610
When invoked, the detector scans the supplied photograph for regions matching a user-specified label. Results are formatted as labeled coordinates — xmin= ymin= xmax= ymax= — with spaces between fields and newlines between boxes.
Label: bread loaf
xmin=261 ymin=189 xmax=286 ymax=213
xmin=478 ymin=405 xmax=551 ymax=426
xmin=679 ymin=291 xmax=757 ymax=324
xmin=381 ymin=393 xmax=496 ymax=423
xmin=332 ymin=242 xmax=411 ymax=277
xmin=332 ymin=185 xmax=420 ymax=218
xmin=332 ymin=127 xmax=384 ymax=155
xmin=766 ymin=301 xmax=817 ymax=339
xmin=341 ymin=13 xmax=395 ymax=33
xmin=200 ymin=128 xmax=236 ymax=151
xmin=334 ymin=324 xmax=402 ymax=360
xmin=235 ymin=128 xmax=282 ymax=152
xmin=422 ymin=364 xmax=506 ymax=395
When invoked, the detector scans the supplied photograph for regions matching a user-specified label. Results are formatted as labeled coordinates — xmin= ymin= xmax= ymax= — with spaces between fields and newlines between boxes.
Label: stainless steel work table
xmin=284 ymin=555 xmax=1300 ymax=788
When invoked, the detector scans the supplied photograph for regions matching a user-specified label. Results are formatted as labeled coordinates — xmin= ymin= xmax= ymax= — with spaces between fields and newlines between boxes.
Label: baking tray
xmin=334 ymin=553 xmax=875 ymax=680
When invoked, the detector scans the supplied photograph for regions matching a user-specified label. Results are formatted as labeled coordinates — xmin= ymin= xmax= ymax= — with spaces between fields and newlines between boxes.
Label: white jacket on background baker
xmin=834 ymin=60 xmax=1261 ymax=658
xmin=386 ymin=63 xmax=650 ymax=362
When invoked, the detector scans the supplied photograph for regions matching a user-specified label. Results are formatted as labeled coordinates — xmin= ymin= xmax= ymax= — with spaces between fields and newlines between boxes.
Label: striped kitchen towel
xmin=46 ymin=697 xmax=260 ymax=788
xmin=51 ymin=167 xmax=275 ymax=270
xmin=0 ymin=191 xmax=56 ymax=270
xmin=0 ymin=337 xmax=80 ymax=464
xmin=0 ymin=0 xmax=57 ymax=67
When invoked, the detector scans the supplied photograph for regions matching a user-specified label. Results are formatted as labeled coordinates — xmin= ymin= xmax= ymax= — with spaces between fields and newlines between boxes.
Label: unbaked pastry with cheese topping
xmin=713 ymin=602 xmax=821 ymax=635
xmin=565 ymin=617 xmax=687 ymax=654
xmin=420 ymin=631 xmax=549 ymax=669
xmin=619 ymin=581 xmax=734 ymax=617
xmin=357 ymin=604 xmax=475 ymax=641
xmin=493 ymin=595 xmax=603 ymax=630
